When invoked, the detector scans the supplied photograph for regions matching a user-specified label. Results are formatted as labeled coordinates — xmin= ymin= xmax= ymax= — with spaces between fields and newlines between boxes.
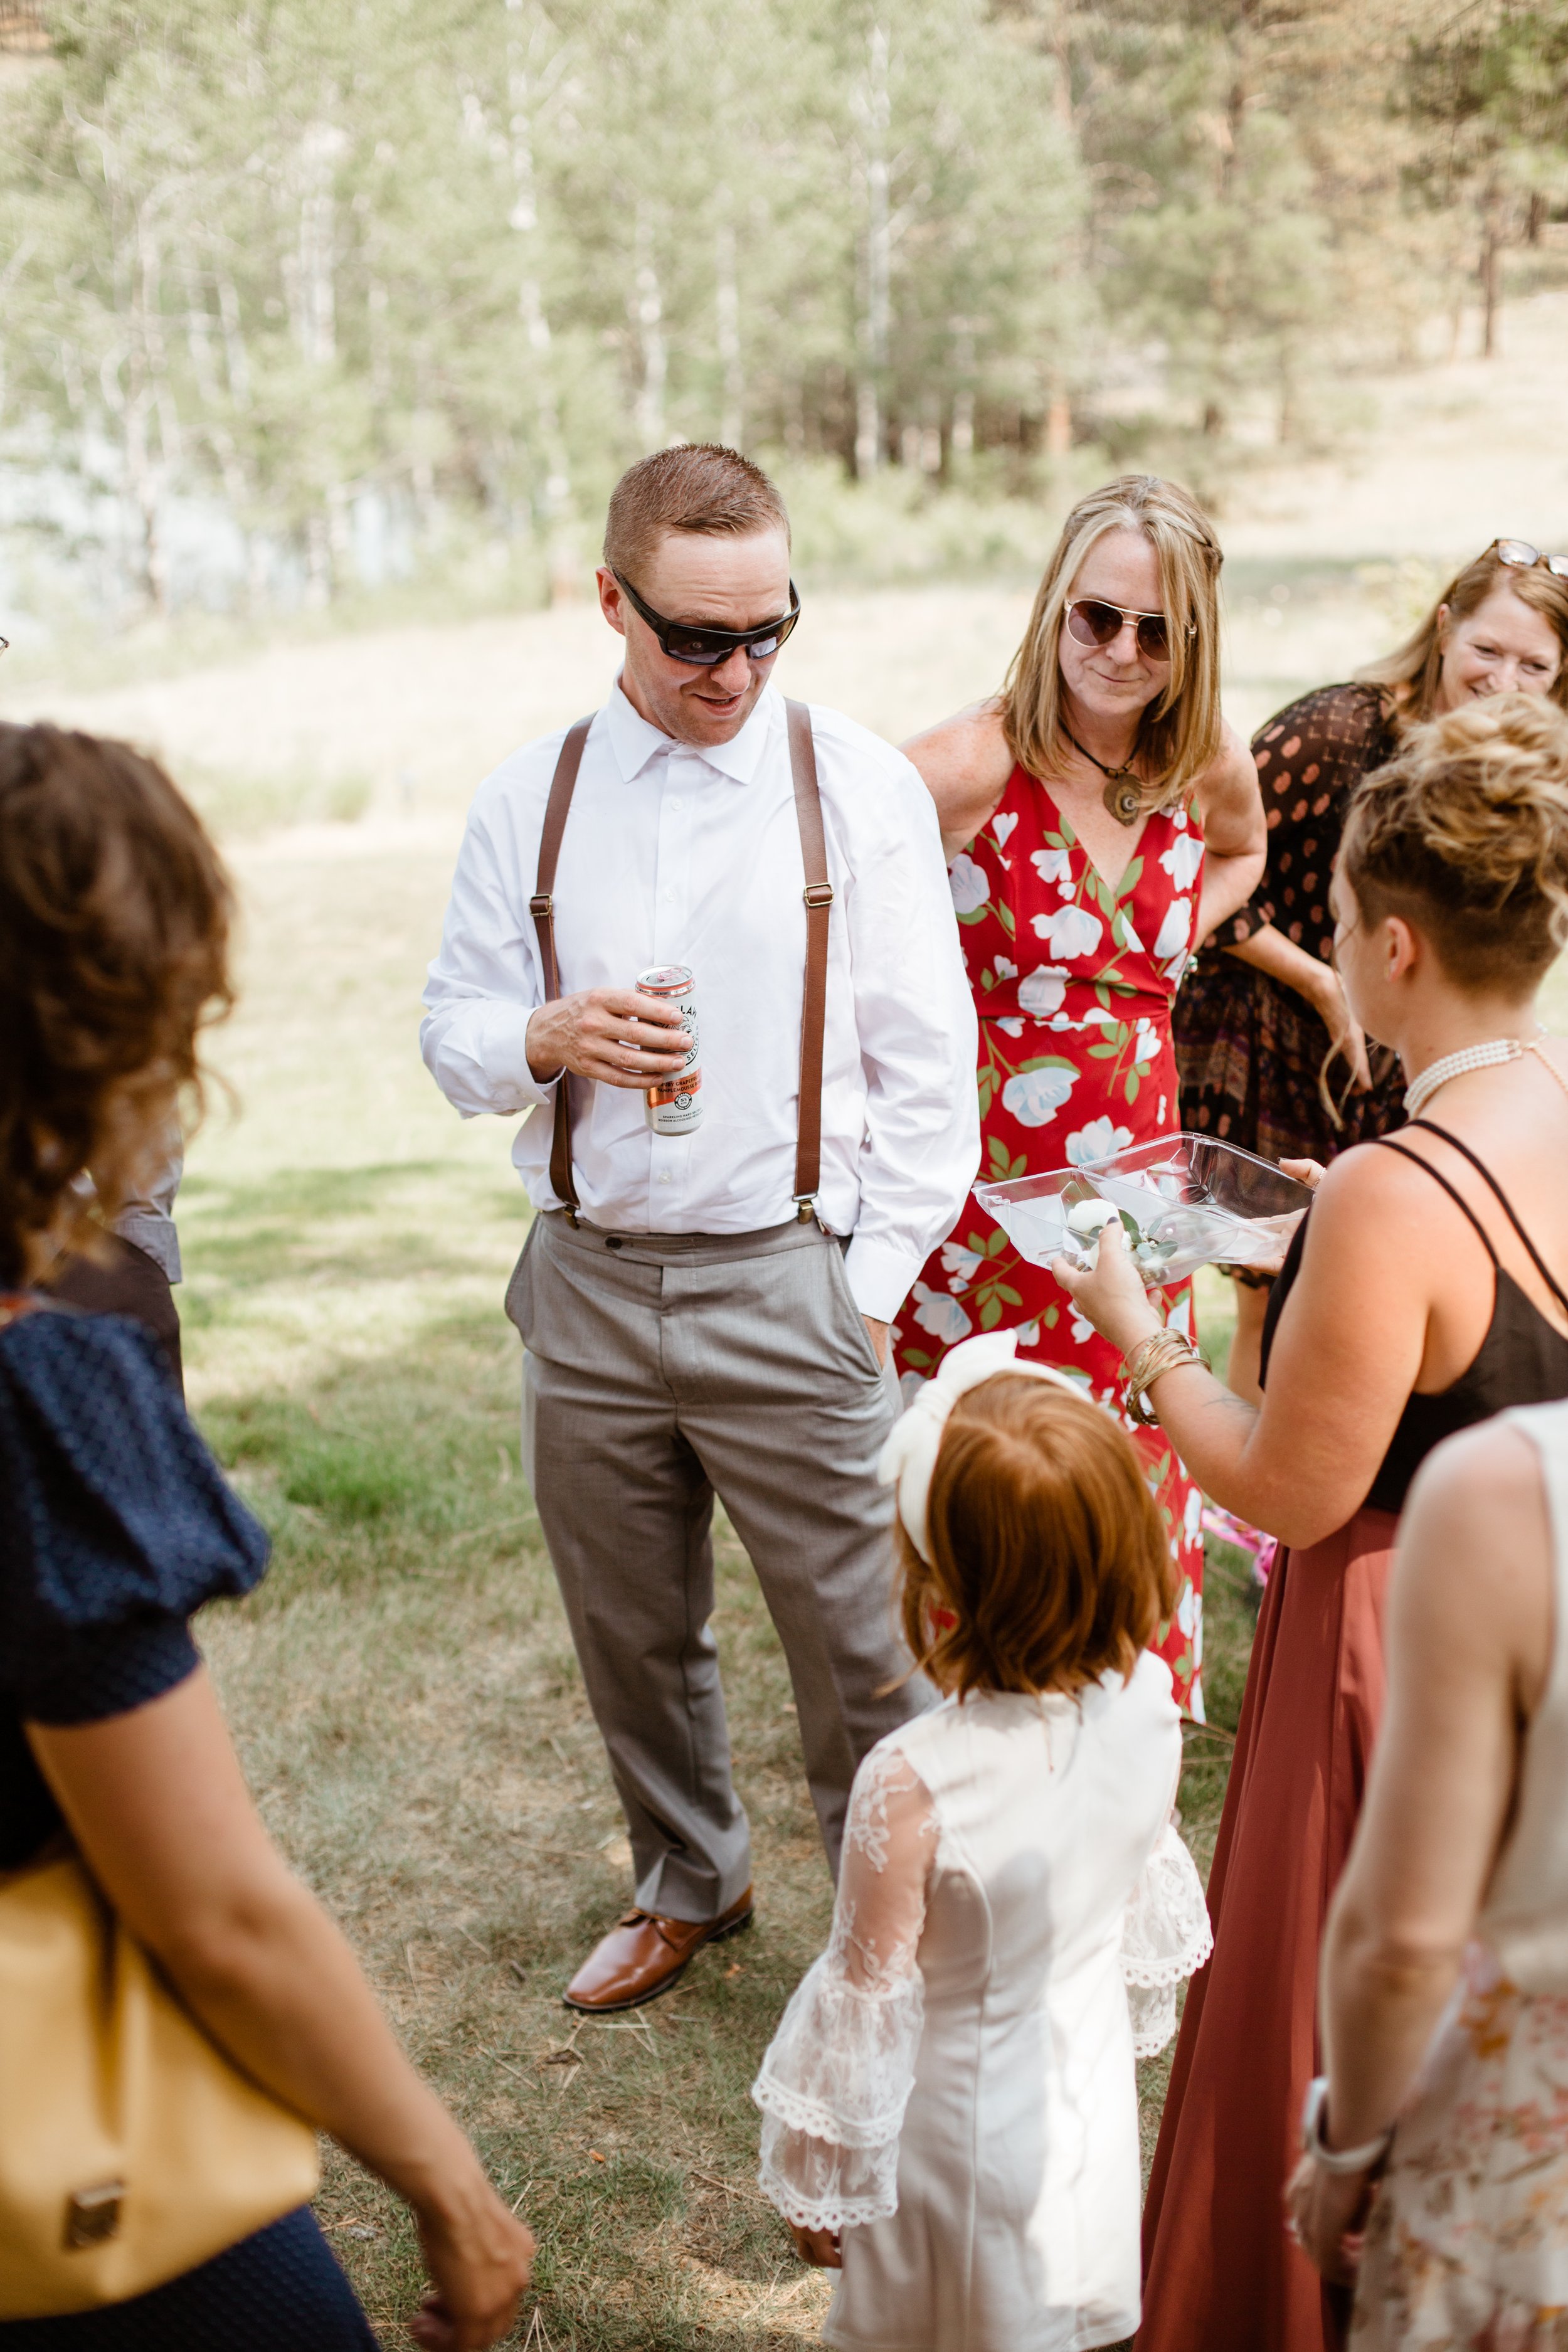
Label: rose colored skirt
xmin=1136 ymin=1506 xmax=1400 ymax=2352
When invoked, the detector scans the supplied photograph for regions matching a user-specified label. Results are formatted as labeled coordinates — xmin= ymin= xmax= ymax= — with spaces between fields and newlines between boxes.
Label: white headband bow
xmin=877 ymin=1330 xmax=1086 ymax=1565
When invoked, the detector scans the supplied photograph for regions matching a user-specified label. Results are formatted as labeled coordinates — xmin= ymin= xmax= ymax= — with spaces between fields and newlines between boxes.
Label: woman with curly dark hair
xmin=0 ymin=724 xmax=532 ymax=2348
xmin=1177 ymin=539 xmax=1568 ymax=1397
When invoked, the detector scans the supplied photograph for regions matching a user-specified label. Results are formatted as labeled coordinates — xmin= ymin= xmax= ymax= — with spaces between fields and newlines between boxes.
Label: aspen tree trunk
xmin=295 ymin=119 xmax=344 ymax=603
xmin=855 ymin=22 xmax=890 ymax=478
xmin=215 ymin=272 xmax=267 ymax=608
xmin=109 ymin=187 xmax=178 ymax=615
xmin=715 ymin=196 xmax=743 ymax=449
xmin=1480 ymin=177 xmax=1503 ymax=359
xmin=183 ymin=246 xmax=262 ymax=607
xmin=506 ymin=0 xmax=581 ymax=603
xmin=1044 ymin=0 xmax=1074 ymax=457
xmin=632 ymin=205 xmax=667 ymax=452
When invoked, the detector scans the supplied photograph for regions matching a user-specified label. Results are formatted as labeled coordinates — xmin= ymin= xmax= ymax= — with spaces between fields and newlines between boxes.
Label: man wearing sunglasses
xmin=423 ymin=443 xmax=977 ymax=2016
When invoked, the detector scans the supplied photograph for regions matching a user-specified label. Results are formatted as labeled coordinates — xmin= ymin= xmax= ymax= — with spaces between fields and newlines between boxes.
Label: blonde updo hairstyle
xmin=1339 ymin=694 xmax=1568 ymax=993
xmin=1357 ymin=544 xmax=1568 ymax=726
xmin=998 ymin=474 xmax=1224 ymax=813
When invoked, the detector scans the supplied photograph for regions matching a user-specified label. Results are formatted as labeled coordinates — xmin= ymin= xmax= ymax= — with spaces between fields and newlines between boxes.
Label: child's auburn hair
xmin=899 ymin=1373 xmax=1175 ymax=1700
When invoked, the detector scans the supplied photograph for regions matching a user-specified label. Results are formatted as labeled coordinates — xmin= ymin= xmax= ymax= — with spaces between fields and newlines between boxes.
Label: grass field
xmin=7 ymin=292 xmax=1568 ymax=2343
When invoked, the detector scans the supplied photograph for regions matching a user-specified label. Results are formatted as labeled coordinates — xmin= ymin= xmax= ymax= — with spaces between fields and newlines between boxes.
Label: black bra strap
xmin=1370 ymin=1140 xmax=1500 ymax=1266
xmin=1409 ymin=1120 xmax=1568 ymax=1316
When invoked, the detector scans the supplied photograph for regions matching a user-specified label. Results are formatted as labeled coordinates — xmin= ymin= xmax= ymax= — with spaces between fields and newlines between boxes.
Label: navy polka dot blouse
xmin=0 ymin=1306 xmax=269 ymax=1870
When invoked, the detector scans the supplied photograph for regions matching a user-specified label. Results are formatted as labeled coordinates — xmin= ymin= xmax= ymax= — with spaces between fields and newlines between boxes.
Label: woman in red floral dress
xmin=896 ymin=475 xmax=1267 ymax=1717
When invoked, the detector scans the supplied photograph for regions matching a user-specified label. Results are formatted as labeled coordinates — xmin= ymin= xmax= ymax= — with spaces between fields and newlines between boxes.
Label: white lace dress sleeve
xmin=1120 ymin=1815 xmax=1214 ymax=2059
xmin=753 ymin=1742 xmax=936 ymax=2232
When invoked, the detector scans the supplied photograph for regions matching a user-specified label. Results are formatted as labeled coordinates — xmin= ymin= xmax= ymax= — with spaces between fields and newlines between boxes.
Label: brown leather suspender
xmin=529 ymin=715 xmax=593 ymax=1221
xmin=786 ymin=698 xmax=833 ymax=1221
xmin=527 ymin=699 xmax=833 ymax=1229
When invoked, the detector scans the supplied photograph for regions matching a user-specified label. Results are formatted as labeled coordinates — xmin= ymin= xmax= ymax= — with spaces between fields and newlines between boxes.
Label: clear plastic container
xmin=974 ymin=1133 xmax=1314 ymax=1286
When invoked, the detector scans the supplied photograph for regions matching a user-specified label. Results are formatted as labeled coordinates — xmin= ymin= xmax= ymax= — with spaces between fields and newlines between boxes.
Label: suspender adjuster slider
xmin=529 ymin=892 xmax=553 ymax=918
xmin=802 ymin=882 xmax=834 ymax=909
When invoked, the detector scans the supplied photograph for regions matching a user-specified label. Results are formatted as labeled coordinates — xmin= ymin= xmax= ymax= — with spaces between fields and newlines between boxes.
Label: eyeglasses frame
xmin=612 ymin=569 xmax=802 ymax=665
xmin=1493 ymin=539 xmax=1568 ymax=581
xmin=1064 ymin=597 xmax=1194 ymax=662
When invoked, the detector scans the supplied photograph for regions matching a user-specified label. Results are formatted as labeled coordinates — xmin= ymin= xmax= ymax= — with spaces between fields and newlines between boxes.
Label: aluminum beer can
xmin=637 ymin=963 xmax=702 ymax=1135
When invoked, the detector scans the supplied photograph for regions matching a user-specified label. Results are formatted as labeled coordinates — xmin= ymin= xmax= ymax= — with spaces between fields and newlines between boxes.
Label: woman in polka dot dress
xmin=897 ymin=475 xmax=1268 ymax=1718
xmin=1176 ymin=539 xmax=1568 ymax=1396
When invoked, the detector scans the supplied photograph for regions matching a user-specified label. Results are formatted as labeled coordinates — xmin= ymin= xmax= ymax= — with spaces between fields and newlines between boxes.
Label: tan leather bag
xmin=0 ymin=1846 xmax=320 ymax=2317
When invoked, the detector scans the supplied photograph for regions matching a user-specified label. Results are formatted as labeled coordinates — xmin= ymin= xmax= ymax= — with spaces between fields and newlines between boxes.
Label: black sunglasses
xmin=613 ymin=570 xmax=800 ymax=666
xmin=1066 ymin=598 xmax=1189 ymax=661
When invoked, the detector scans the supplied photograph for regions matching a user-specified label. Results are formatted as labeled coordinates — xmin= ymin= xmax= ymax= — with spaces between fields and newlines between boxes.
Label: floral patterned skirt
xmin=1352 ymin=1943 xmax=1568 ymax=2351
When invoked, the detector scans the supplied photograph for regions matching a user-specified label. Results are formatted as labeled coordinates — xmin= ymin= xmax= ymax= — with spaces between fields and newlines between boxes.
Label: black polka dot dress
xmin=1174 ymin=681 xmax=1408 ymax=1167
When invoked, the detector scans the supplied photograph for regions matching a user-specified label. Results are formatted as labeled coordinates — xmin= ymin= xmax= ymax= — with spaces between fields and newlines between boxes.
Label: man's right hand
xmin=526 ymin=987 xmax=691 ymax=1088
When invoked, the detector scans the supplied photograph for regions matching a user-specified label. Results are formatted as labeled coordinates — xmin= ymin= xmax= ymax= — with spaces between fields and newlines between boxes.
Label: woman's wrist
xmin=1300 ymin=2076 xmax=1392 ymax=2176
xmin=1304 ymin=963 xmax=1343 ymax=1022
xmin=1105 ymin=1304 xmax=1163 ymax=1356
xmin=372 ymin=2104 xmax=497 ymax=2225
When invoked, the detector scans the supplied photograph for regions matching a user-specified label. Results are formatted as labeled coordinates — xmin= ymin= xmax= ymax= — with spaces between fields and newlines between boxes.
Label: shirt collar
xmin=604 ymin=677 xmax=779 ymax=787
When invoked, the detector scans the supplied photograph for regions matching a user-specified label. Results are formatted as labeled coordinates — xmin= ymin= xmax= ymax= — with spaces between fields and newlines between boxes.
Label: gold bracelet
xmin=1122 ymin=1328 xmax=1205 ymax=1427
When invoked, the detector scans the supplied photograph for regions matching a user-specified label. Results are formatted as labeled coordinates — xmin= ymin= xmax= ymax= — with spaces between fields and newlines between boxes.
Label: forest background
xmin=3 ymin=0 xmax=1568 ymax=628
xmin=4 ymin=5 xmax=1568 ymax=2349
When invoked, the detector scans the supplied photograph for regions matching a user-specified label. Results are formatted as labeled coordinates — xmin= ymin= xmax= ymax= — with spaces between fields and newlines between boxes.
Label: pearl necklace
xmin=1403 ymin=1034 xmax=1540 ymax=1120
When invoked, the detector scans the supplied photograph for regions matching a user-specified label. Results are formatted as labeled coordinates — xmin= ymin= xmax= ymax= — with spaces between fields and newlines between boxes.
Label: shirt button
xmin=664 ymin=889 xmax=675 ymax=903
xmin=656 ymin=1170 xmax=673 ymax=1185
xmin=669 ymin=795 xmax=684 ymax=810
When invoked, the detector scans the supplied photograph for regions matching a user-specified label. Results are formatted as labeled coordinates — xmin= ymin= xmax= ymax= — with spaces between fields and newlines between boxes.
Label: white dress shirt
xmin=421 ymin=682 xmax=978 ymax=1321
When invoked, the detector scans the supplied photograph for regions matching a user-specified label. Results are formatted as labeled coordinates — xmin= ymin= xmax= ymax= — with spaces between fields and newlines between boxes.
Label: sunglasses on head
xmin=1064 ymin=598 xmax=1187 ymax=660
xmin=613 ymin=570 xmax=801 ymax=666
xmin=1494 ymin=539 xmax=1568 ymax=580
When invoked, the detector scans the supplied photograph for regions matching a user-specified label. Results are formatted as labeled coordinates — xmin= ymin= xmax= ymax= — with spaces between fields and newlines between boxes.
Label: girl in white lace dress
xmin=752 ymin=1331 xmax=1212 ymax=2352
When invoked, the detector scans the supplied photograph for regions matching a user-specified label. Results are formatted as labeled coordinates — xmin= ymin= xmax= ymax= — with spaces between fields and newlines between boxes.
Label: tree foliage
xmin=0 ymin=0 xmax=1564 ymax=613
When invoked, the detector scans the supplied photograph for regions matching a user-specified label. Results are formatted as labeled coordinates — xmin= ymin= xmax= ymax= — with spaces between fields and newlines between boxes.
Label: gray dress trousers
xmin=509 ymin=1209 xmax=932 ymax=1922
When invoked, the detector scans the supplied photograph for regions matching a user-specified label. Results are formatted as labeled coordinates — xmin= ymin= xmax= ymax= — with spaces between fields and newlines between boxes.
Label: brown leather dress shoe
xmin=562 ymin=1886 xmax=754 ymax=2013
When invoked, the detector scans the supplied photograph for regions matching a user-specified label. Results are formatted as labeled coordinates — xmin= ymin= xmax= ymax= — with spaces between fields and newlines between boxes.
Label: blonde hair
xmin=1340 ymin=694 xmax=1568 ymax=992
xmin=897 ymin=1374 xmax=1174 ymax=1702
xmin=997 ymin=474 xmax=1224 ymax=811
xmin=1357 ymin=545 xmax=1568 ymax=727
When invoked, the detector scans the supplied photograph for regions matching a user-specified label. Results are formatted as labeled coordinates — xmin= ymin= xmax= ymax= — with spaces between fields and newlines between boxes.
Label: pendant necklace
xmin=1402 ymin=1031 xmax=1554 ymax=1121
xmin=1062 ymin=725 xmax=1146 ymax=827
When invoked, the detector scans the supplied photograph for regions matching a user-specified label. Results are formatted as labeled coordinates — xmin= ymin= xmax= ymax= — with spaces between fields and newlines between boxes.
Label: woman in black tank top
xmin=1261 ymin=1118 xmax=1568 ymax=1513
xmin=1050 ymin=693 xmax=1568 ymax=2352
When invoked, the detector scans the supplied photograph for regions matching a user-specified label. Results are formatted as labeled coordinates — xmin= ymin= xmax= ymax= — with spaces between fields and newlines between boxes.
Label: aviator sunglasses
xmin=1064 ymin=598 xmax=1189 ymax=661
xmin=613 ymin=569 xmax=801 ymax=666
xmin=1494 ymin=538 xmax=1568 ymax=580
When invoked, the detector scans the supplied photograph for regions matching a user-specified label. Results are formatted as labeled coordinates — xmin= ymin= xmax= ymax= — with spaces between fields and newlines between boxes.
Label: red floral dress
xmin=891 ymin=767 xmax=1207 ymax=1718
